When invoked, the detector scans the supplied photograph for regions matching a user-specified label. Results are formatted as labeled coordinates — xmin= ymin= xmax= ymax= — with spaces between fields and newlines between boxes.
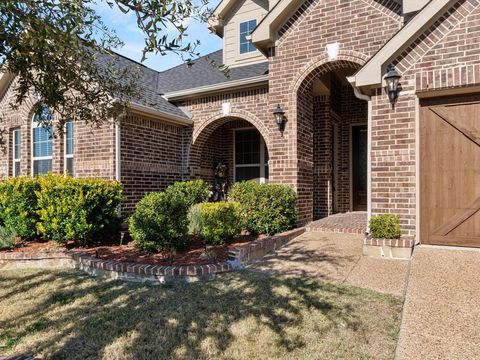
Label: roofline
xmin=251 ymin=0 xmax=302 ymax=52
xmin=128 ymin=102 xmax=193 ymax=126
xmin=351 ymin=0 xmax=453 ymax=87
xmin=163 ymin=74 xmax=269 ymax=100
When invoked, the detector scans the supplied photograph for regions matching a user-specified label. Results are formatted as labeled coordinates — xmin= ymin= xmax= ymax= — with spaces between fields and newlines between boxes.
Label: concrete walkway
xmin=247 ymin=231 xmax=409 ymax=297
xmin=396 ymin=246 xmax=480 ymax=359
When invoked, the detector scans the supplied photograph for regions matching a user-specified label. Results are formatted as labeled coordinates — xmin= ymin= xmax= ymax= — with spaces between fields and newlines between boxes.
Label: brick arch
xmin=290 ymin=50 xmax=369 ymax=95
xmin=188 ymin=110 xmax=272 ymax=176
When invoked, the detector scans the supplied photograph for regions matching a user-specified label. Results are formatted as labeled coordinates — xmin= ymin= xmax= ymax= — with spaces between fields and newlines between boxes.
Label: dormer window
xmin=240 ymin=20 xmax=257 ymax=54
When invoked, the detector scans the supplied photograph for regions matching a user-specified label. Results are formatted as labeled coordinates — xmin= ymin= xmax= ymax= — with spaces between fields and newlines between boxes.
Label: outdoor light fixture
xmin=384 ymin=64 xmax=402 ymax=104
xmin=273 ymin=104 xmax=286 ymax=131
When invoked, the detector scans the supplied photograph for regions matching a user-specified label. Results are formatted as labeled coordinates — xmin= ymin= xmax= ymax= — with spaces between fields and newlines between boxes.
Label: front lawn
xmin=0 ymin=270 xmax=402 ymax=359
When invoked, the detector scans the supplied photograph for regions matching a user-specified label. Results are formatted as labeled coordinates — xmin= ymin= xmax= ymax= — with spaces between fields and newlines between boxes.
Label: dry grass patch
xmin=0 ymin=269 xmax=402 ymax=359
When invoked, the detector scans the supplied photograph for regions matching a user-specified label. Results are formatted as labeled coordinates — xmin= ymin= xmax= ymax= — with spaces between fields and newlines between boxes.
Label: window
xmin=32 ymin=106 xmax=53 ymax=176
xmin=239 ymin=20 xmax=257 ymax=54
xmin=234 ymin=129 xmax=269 ymax=183
xmin=12 ymin=129 xmax=21 ymax=177
xmin=65 ymin=122 xmax=74 ymax=175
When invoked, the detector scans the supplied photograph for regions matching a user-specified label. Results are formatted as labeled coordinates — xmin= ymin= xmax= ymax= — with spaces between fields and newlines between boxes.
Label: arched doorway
xmin=295 ymin=60 xmax=368 ymax=220
xmin=189 ymin=117 xmax=270 ymax=190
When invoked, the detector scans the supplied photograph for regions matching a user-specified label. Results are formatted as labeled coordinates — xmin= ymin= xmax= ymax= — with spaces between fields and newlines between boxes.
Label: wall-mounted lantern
xmin=384 ymin=64 xmax=402 ymax=104
xmin=273 ymin=104 xmax=286 ymax=131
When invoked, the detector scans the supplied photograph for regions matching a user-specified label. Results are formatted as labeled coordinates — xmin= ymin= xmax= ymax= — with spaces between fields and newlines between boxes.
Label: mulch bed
xmin=3 ymin=233 xmax=265 ymax=266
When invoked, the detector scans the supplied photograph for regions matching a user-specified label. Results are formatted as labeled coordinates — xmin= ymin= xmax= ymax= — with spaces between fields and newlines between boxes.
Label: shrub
xmin=229 ymin=181 xmax=297 ymax=235
xmin=369 ymin=214 xmax=401 ymax=239
xmin=0 ymin=177 xmax=41 ymax=239
xmin=129 ymin=191 xmax=189 ymax=252
xmin=35 ymin=175 xmax=122 ymax=245
xmin=0 ymin=226 xmax=16 ymax=250
xmin=192 ymin=202 xmax=242 ymax=245
xmin=165 ymin=180 xmax=211 ymax=209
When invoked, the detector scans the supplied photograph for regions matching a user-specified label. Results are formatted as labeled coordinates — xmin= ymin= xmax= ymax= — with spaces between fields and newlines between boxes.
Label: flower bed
xmin=0 ymin=228 xmax=305 ymax=283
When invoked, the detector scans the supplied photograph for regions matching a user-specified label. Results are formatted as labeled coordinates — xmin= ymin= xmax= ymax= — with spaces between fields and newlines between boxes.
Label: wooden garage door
xmin=420 ymin=95 xmax=480 ymax=247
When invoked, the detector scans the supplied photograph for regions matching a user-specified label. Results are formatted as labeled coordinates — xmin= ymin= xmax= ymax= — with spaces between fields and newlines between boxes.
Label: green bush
xmin=0 ymin=177 xmax=41 ymax=239
xmin=369 ymin=214 xmax=401 ymax=239
xmin=165 ymin=180 xmax=211 ymax=209
xmin=191 ymin=202 xmax=242 ymax=245
xmin=0 ymin=226 xmax=16 ymax=250
xmin=129 ymin=191 xmax=189 ymax=252
xmin=35 ymin=175 xmax=123 ymax=245
xmin=229 ymin=181 xmax=297 ymax=235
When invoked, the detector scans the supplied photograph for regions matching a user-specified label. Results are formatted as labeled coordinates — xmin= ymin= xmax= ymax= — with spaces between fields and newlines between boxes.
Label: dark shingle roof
xmin=102 ymin=49 xmax=269 ymax=118
xmin=99 ymin=52 xmax=189 ymax=118
xmin=156 ymin=50 xmax=269 ymax=93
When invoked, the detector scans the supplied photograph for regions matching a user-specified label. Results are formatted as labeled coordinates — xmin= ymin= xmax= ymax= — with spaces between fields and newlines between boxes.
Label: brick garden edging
xmin=363 ymin=236 xmax=414 ymax=260
xmin=0 ymin=228 xmax=305 ymax=283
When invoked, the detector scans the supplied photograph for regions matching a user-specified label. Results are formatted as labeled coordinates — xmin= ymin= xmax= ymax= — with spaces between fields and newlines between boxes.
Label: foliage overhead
xmin=0 ymin=0 xmax=210 ymax=133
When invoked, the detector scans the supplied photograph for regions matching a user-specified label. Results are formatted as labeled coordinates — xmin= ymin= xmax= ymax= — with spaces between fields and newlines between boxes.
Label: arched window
xmin=31 ymin=106 xmax=53 ymax=176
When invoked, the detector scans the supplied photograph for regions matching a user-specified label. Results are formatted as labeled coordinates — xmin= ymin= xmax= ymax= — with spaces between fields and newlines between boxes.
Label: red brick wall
xmin=368 ymin=0 xmax=480 ymax=239
xmin=267 ymin=0 xmax=402 ymax=223
xmin=0 ymin=82 xmax=116 ymax=180
xmin=120 ymin=114 xmax=185 ymax=212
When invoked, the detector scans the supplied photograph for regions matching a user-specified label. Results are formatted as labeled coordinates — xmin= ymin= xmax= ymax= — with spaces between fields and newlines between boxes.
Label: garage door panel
xmin=420 ymin=95 xmax=480 ymax=247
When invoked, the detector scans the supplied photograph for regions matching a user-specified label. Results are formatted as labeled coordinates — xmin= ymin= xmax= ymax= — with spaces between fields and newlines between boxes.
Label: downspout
xmin=351 ymin=84 xmax=372 ymax=234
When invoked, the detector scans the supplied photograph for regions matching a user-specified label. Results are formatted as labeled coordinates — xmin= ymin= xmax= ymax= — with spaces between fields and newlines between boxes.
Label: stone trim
xmin=0 ymin=228 xmax=305 ymax=283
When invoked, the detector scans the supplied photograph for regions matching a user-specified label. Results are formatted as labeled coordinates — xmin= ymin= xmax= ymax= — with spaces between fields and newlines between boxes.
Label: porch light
xmin=273 ymin=104 xmax=286 ymax=131
xmin=384 ymin=64 xmax=401 ymax=104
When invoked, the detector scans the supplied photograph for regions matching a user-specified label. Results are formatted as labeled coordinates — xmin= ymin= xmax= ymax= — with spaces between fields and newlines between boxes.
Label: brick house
xmin=1 ymin=0 xmax=479 ymax=256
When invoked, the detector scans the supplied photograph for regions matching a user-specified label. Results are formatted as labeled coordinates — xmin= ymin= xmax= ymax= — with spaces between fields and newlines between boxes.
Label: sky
xmin=93 ymin=1 xmax=222 ymax=72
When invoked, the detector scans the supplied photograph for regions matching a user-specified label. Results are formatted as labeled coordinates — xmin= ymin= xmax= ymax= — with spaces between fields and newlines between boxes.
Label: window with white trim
xmin=31 ymin=106 xmax=53 ymax=176
xmin=65 ymin=122 xmax=74 ymax=175
xmin=234 ymin=128 xmax=269 ymax=183
xmin=12 ymin=129 xmax=21 ymax=177
xmin=239 ymin=20 xmax=257 ymax=54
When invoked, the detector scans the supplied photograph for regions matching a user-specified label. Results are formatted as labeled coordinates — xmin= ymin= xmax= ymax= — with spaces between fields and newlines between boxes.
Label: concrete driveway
xmin=396 ymin=246 xmax=480 ymax=360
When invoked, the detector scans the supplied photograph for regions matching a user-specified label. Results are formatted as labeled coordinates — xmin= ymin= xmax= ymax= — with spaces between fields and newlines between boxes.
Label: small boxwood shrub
xmin=129 ymin=191 xmax=189 ymax=252
xmin=35 ymin=175 xmax=123 ymax=245
xmin=229 ymin=181 xmax=297 ymax=235
xmin=0 ymin=226 xmax=16 ymax=250
xmin=0 ymin=177 xmax=41 ymax=239
xmin=165 ymin=180 xmax=211 ymax=209
xmin=190 ymin=202 xmax=242 ymax=245
xmin=369 ymin=214 xmax=401 ymax=239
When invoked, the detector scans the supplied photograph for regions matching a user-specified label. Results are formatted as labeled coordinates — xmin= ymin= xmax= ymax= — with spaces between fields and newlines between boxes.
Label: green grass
xmin=0 ymin=269 xmax=402 ymax=359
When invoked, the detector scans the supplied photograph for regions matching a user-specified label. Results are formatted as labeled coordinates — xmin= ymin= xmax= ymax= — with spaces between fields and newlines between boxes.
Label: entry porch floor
xmin=307 ymin=211 xmax=367 ymax=235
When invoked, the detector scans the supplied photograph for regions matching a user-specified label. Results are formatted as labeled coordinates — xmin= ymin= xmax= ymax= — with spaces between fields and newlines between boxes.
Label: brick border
xmin=364 ymin=237 xmax=414 ymax=248
xmin=0 ymin=228 xmax=305 ymax=283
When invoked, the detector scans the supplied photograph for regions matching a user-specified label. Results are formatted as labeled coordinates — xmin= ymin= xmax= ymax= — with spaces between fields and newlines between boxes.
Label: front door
xmin=352 ymin=125 xmax=367 ymax=211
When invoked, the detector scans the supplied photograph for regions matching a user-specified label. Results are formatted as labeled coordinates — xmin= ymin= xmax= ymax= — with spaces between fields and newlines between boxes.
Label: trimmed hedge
xmin=369 ymin=214 xmax=401 ymax=239
xmin=0 ymin=175 xmax=122 ymax=245
xmin=229 ymin=181 xmax=297 ymax=235
xmin=165 ymin=180 xmax=211 ymax=209
xmin=129 ymin=191 xmax=189 ymax=252
xmin=0 ymin=177 xmax=41 ymax=239
xmin=36 ymin=175 xmax=123 ymax=245
xmin=189 ymin=202 xmax=242 ymax=245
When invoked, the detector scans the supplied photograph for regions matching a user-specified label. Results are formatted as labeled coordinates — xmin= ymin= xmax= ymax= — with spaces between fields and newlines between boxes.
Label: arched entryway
xmin=295 ymin=59 xmax=368 ymax=221
xmin=189 ymin=116 xmax=270 ymax=189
